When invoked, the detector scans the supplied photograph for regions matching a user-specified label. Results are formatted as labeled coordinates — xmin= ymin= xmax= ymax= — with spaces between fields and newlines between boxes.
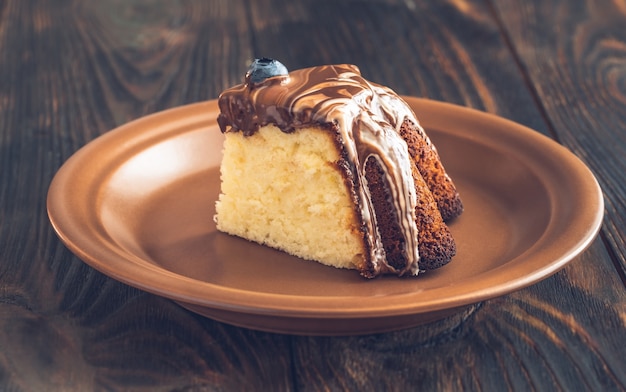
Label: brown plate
xmin=47 ymin=98 xmax=604 ymax=335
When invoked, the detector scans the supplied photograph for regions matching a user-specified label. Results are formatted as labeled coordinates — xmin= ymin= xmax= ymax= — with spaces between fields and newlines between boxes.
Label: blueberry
xmin=246 ymin=58 xmax=288 ymax=84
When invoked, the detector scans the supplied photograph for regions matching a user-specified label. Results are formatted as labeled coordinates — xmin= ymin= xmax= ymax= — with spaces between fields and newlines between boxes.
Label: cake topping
xmin=246 ymin=58 xmax=289 ymax=84
xmin=217 ymin=61 xmax=423 ymax=276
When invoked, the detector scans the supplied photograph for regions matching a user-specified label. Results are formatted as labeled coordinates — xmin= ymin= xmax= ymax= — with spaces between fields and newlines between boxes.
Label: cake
xmin=215 ymin=58 xmax=463 ymax=278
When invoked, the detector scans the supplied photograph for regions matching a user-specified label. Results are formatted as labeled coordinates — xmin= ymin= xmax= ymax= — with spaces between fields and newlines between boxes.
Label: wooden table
xmin=1 ymin=0 xmax=625 ymax=390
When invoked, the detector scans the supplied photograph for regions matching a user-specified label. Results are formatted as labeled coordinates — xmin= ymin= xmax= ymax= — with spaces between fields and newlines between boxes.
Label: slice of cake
xmin=215 ymin=58 xmax=463 ymax=278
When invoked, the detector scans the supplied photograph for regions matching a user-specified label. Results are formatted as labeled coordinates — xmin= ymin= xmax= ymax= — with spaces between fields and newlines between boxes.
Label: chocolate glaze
xmin=217 ymin=64 xmax=424 ymax=277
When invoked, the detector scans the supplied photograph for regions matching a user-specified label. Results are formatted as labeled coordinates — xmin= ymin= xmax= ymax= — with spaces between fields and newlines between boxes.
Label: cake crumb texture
xmin=215 ymin=124 xmax=366 ymax=270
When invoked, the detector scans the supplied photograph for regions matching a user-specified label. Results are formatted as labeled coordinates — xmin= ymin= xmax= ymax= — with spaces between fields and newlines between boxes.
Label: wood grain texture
xmin=246 ymin=0 xmax=551 ymax=134
xmin=490 ymin=0 xmax=626 ymax=281
xmin=0 ymin=0 xmax=625 ymax=390
xmin=292 ymin=242 xmax=626 ymax=391
xmin=0 ymin=0 xmax=292 ymax=390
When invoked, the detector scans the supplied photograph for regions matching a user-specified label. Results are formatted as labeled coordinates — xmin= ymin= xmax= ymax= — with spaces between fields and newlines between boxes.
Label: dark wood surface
xmin=1 ymin=0 xmax=625 ymax=390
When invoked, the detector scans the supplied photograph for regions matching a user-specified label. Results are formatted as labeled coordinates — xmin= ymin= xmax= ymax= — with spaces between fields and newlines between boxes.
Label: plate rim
xmin=47 ymin=97 xmax=605 ymax=320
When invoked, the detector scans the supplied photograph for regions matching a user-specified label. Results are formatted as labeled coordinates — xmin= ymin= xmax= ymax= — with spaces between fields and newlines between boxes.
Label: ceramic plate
xmin=47 ymin=98 xmax=604 ymax=335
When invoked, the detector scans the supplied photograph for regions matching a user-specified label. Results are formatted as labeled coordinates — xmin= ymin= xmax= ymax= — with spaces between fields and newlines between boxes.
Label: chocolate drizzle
xmin=217 ymin=64 xmax=423 ymax=276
